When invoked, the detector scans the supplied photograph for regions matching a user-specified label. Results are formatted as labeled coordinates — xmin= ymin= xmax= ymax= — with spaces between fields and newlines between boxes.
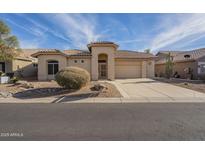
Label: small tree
xmin=165 ymin=52 xmax=174 ymax=79
xmin=0 ymin=20 xmax=21 ymax=61
xmin=144 ymin=49 xmax=151 ymax=54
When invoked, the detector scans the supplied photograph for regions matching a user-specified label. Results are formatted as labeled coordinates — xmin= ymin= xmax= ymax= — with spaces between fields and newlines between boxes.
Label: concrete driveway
xmin=111 ymin=78 xmax=205 ymax=102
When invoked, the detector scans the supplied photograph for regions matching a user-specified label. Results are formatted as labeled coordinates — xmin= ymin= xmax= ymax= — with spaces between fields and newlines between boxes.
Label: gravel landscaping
xmin=0 ymin=80 xmax=121 ymax=98
xmin=155 ymin=77 xmax=205 ymax=94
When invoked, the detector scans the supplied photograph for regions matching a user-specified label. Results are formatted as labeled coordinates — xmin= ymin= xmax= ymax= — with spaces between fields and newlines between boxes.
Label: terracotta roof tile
xmin=63 ymin=49 xmax=91 ymax=56
xmin=156 ymin=48 xmax=205 ymax=64
xmin=31 ymin=48 xmax=155 ymax=59
xmin=115 ymin=50 xmax=156 ymax=59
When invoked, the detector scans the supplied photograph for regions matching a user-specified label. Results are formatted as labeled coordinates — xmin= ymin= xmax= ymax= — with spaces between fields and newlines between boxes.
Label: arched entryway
xmin=98 ymin=54 xmax=108 ymax=79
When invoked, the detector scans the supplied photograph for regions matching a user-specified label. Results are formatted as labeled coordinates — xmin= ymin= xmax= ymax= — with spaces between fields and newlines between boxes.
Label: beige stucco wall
xmin=67 ymin=57 xmax=91 ymax=74
xmin=173 ymin=61 xmax=197 ymax=79
xmin=91 ymin=46 xmax=115 ymax=80
xmin=146 ymin=60 xmax=155 ymax=78
xmin=35 ymin=47 xmax=155 ymax=81
xmin=155 ymin=61 xmax=197 ymax=79
xmin=155 ymin=64 xmax=165 ymax=77
xmin=37 ymin=54 xmax=67 ymax=80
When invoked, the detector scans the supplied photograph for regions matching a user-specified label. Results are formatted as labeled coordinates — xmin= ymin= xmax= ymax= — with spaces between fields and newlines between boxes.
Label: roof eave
xmin=31 ymin=51 xmax=67 ymax=58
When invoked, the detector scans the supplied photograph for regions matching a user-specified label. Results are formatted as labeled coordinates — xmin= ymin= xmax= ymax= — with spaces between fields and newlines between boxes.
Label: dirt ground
xmin=175 ymin=82 xmax=205 ymax=93
xmin=0 ymin=80 xmax=121 ymax=98
xmin=155 ymin=77 xmax=205 ymax=94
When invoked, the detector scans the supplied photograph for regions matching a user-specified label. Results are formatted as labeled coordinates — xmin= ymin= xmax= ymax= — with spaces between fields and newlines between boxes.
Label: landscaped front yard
xmin=0 ymin=80 xmax=122 ymax=98
xmin=155 ymin=77 xmax=205 ymax=94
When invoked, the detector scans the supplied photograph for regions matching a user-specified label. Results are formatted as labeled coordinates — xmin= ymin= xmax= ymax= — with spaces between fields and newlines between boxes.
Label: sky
xmin=1 ymin=13 xmax=205 ymax=53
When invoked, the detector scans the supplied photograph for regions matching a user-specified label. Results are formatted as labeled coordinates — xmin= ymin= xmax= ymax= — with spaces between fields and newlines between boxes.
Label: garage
xmin=115 ymin=60 xmax=142 ymax=78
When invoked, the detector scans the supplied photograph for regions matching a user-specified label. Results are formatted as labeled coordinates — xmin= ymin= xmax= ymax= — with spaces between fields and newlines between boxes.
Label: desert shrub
xmin=165 ymin=53 xmax=174 ymax=79
xmin=0 ymin=71 xmax=3 ymax=76
xmin=10 ymin=77 xmax=19 ymax=84
xmin=55 ymin=67 xmax=90 ymax=89
xmin=6 ymin=72 xmax=14 ymax=78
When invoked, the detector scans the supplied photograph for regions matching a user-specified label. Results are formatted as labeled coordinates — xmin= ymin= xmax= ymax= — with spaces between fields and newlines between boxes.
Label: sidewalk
xmin=0 ymin=97 xmax=56 ymax=103
xmin=0 ymin=96 xmax=205 ymax=103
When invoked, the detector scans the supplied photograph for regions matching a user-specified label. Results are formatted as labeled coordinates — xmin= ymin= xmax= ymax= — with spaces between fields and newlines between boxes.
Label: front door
xmin=98 ymin=63 xmax=107 ymax=79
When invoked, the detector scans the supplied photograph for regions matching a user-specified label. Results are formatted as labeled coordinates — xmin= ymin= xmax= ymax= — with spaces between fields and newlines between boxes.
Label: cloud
xmin=5 ymin=18 xmax=43 ymax=37
xmin=150 ymin=14 xmax=205 ymax=51
xmin=46 ymin=14 xmax=105 ymax=49
xmin=20 ymin=39 xmax=41 ymax=48
xmin=20 ymin=15 xmax=72 ymax=43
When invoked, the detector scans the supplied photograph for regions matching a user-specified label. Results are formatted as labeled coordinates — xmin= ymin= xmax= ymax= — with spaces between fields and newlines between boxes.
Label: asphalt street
xmin=0 ymin=103 xmax=205 ymax=140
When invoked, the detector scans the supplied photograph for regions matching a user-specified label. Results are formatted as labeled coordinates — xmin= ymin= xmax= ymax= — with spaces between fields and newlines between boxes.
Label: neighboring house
xmin=31 ymin=41 xmax=156 ymax=81
xmin=0 ymin=49 xmax=38 ymax=78
xmin=155 ymin=48 xmax=205 ymax=80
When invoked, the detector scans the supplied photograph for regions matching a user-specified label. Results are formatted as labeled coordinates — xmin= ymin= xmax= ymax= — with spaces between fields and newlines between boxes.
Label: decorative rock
xmin=184 ymin=82 xmax=188 ymax=85
xmin=19 ymin=81 xmax=34 ymax=89
xmin=91 ymin=84 xmax=106 ymax=91
xmin=0 ymin=91 xmax=12 ymax=98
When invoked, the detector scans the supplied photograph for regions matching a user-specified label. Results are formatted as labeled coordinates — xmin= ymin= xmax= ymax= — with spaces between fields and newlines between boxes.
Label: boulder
xmin=91 ymin=84 xmax=106 ymax=91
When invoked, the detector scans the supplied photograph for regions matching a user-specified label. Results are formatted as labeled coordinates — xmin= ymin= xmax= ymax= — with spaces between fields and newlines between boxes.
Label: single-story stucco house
xmin=155 ymin=48 xmax=205 ymax=80
xmin=31 ymin=41 xmax=156 ymax=81
xmin=0 ymin=49 xmax=38 ymax=77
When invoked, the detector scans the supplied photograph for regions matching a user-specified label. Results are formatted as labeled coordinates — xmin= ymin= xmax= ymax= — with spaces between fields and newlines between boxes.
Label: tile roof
xmin=115 ymin=50 xmax=156 ymax=59
xmin=63 ymin=49 xmax=91 ymax=56
xmin=156 ymin=48 xmax=205 ymax=64
xmin=31 ymin=49 xmax=66 ymax=57
xmin=89 ymin=41 xmax=116 ymax=44
xmin=34 ymin=49 xmax=60 ymax=53
xmin=87 ymin=41 xmax=119 ymax=50
xmin=31 ymin=48 xmax=156 ymax=59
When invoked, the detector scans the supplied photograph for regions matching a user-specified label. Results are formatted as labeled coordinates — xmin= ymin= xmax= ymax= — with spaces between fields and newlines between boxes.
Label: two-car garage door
xmin=115 ymin=60 xmax=142 ymax=78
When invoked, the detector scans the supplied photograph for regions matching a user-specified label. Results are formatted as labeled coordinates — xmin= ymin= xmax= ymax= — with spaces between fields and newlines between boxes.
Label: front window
xmin=47 ymin=60 xmax=59 ymax=75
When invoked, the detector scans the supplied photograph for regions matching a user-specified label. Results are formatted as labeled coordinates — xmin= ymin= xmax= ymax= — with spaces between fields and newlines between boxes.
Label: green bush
xmin=55 ymin=67 xmax=90 ymax=89
xmin=10 ymin=77 xmax=19 ymax=84
xmin=0 ymin=71 xmax=5 ymax=77
xmin=0 ymin=71 xmax=3 ymax=76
